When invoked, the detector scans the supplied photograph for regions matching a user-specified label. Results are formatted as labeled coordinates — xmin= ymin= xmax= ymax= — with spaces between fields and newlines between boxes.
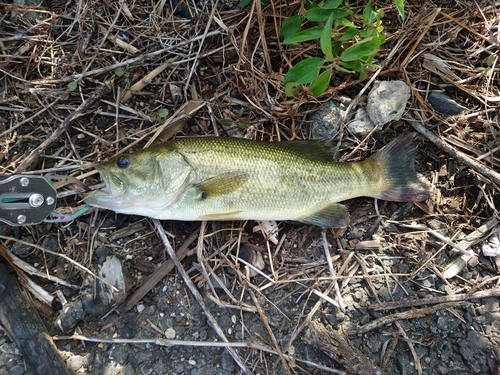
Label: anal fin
xmin=298 ymin=203 xmax=349 ymax=228
xmin=201 ymin=211 xmax=244 ymax=220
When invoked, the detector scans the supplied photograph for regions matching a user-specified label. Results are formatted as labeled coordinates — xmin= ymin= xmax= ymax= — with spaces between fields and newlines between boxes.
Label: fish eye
xmin=116 ymin=156 xmax=130 ymax=169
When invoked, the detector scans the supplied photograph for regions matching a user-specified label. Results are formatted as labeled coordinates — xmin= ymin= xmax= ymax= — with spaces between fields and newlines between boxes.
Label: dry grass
xmin=1 ymin=0 xmax=500 ymax=374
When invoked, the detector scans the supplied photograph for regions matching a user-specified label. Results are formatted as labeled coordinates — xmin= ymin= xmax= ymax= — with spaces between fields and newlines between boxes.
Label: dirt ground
xmin=1 ymin=0 xmax=500 ymax=374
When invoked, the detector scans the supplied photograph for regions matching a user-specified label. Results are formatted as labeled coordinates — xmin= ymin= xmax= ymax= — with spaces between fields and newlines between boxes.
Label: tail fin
xmin=368 ymin=133 xmax=432 ymax=202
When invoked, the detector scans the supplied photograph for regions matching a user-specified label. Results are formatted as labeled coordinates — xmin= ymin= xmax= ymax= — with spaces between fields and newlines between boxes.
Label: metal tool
xmin=0 ymin=175 xmax=91 ymax=226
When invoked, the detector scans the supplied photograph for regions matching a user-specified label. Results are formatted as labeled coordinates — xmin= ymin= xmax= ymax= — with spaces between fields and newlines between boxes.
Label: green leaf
xmin=284 ymin=82 xmax=298 ymax=97
xmin=158 ymin=108 xmax=169 ymax=118
xmin=320 ymin=13 xmax=334 ymax=61
xmin=220 ymin=119 xmax=234 ymax=126
xmin=239 ymin=120 xmax=250 ymax=130
xmin=114 ymin=67 xmax=125 ymax=77
xmin=67 ymin=81 xmax=77 ymax=92
xmin=238 ymin=0 xmax=251 ymax=8
xmin=394 ymin=0 xmax=405 ymax=20
xmin=487 ymin=55 xmax=495 ymax=67
xmin=238 ymin=107 xmax=245 ymax=117
xmin=340 ymin=37 xmax=383 ymax=62
xmin=363 ymin=0 xmax=377 ymax=25
xmin=305 ymin=8 xmax=352 ymax=22
xmin=339 ymin=59 xmax=362 ymax=71
xmin=358 ymin=68 xmax=368 ymax=81
xmin=322 ymin=0 xmax=343 ymax=9
xmin=284 ymin=57 xmax=325 ymax=84
xmin=280 ymin=15 xmax=302 ymax=40
xmin=310 ymin=69 xmax=332 ymax=96
xmin=339 ymin=27 xmax=358 ymax=41
xmin=331 ymin=41 xmax=342 ymax=56
xmin=335 ymin=18 xmax=356 ymax=28
xmin=283 ymin=26 xmax=324 ymax=44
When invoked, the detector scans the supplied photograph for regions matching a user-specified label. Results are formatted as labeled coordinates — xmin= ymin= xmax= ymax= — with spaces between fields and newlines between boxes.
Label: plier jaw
xmin=0 ymin=175 xmax=57 ymax=226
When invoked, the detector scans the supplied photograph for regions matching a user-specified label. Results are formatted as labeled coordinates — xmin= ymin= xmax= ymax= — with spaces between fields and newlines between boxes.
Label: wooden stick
xmin=347 ymin=302 xmax=464 ymax=335
xmin=368 ymin=288 xmax=500 ymax=312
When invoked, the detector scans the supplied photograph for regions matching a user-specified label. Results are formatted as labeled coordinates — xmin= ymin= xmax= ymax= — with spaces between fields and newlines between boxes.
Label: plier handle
xmin=0 ymin=175 xmax=90 ymax=226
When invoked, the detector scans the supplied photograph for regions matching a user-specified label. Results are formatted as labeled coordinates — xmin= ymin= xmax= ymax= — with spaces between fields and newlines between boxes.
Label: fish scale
xmin=84 ymin=133 xmax=432 ymax=227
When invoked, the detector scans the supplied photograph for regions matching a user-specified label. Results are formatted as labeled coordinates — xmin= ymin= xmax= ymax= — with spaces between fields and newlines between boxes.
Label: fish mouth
xmin=83 ymin=168 xmax=125 ymax=207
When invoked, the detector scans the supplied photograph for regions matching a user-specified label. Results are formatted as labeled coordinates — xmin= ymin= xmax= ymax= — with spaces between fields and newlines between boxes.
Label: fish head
xmin=83 ymin=147 xmax=191 ymax=217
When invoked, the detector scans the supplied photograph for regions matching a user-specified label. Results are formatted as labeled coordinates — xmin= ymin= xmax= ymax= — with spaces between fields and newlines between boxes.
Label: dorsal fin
xmin=277 ymin=140 xmax=337 ymax=162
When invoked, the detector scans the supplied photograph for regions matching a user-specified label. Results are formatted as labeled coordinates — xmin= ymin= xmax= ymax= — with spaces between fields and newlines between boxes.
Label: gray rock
xmin=348 ymin=108 xmax=375 ymax=136
xmin=11 ymin=236 xmax=34 ymax=258
xmin=110 ymin=346 xmax=129 ymax=365
xmin=428 ymin=92 xmax=466 ymax=115
xmin=0 ymin=223 xmax=11 ymax=236
xmin=8 ymin=365 xmax=25 ymax=375
xmin=310 ymin=98 xmax=352 ymax=139
xmin=137 ymin=362 xmax=154 ymax=375
xmin=66 ymin=355 xmax=86 ymax=371
xmin=41 ymin=235 xmax=59 ymax=251
xmin=123 ymin=364 xmax=136 ymax=375
xmin=14 ymin=0 xmax=46 ymax=21
xmin=367 ymin=80 xmax=410 ymax=127
xmin=221 ymin=351 xmax=236 ymax=372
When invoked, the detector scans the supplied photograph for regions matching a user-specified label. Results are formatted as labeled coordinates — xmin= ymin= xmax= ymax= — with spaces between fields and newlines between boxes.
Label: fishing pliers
xmin=0 ymin=175 xmax=91 ymax=226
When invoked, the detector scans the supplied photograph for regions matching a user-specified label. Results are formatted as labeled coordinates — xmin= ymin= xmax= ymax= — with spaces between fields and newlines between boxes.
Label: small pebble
xmin=310 ymin=98 xmax=352 ymax=139
xmin=165 ymin=327 xmax=176 ymax=339
xmin=348 ymin=108 xmax=375 ymax=136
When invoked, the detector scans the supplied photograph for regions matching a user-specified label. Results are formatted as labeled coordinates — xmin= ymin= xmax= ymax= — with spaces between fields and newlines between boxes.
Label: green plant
xmin=144 ymin=106 xmax=169 ymax=122
xmin=114 ymin=62 xmax=131 ymax=86
xmin=220 ymin=107 xmax=251 ymax=130
xmin=281 ymin=0 xmax=395 ymax=96
xmin=238 ymin=0 xmax=270 ymax=7
xmin=62 ymin=80 xmax=78 ymax=100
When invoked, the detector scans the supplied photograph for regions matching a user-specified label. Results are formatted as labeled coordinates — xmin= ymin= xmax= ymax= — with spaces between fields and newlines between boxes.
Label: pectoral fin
xmin=195 ymin=172 xmax=248 ymax=199
xmin=298 ymin=203 xmax=349 ymax=228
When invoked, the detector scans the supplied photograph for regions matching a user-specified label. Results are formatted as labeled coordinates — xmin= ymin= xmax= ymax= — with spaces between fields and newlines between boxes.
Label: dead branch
xmin=346 ymin=302 xmax=464 ymax=335
xmin=368 ymin=288 xmax=500 ymax=312
xmin=304 ymin=319 xmax=385 ymax=375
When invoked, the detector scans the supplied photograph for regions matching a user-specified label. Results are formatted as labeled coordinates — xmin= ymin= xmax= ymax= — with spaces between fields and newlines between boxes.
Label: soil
xmin=1 ymin=1 xmax=500 ymax=375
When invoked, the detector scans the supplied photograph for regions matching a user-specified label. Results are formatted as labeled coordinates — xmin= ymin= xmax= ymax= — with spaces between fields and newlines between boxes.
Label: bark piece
xmin=0 ymin=261 xmax=71 ymax=375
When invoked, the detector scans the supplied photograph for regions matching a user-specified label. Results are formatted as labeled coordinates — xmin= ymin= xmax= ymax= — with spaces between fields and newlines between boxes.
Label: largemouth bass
xmin=83 ymin=133 xmax=432 ymax=227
